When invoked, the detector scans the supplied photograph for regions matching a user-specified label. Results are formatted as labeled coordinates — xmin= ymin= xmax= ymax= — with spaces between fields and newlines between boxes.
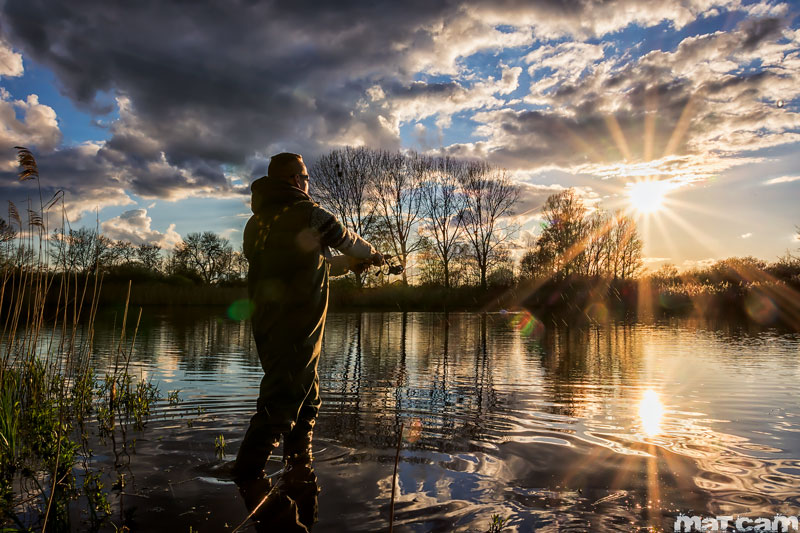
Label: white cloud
xmin=368 ymin=65 xmax=527 ymax=134
xmin=740 ymin=232 xmax=752 ymax=239
xmin=763 ymin=175 xmax=800 ymax=185
xmin=0 ymin=92 xmax=62 ymax=165
xmin=682 ymin=257 xmax=717 ymax=269
xmin=0 ymin=40 xmax=23 ymax=78
xmin=101 ymin=209 xmax=182 ymax=248
xmin=643 ymin=257 xmax=671 ymax=263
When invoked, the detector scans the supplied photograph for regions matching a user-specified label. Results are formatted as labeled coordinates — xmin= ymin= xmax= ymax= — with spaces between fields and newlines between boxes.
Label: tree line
xmin=1 ymin=146 xmax=655 ymax=289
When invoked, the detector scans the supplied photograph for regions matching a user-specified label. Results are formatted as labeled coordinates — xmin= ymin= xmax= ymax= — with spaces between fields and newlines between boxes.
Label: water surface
xmin=78 ymin=310 xmax=800 ymax=531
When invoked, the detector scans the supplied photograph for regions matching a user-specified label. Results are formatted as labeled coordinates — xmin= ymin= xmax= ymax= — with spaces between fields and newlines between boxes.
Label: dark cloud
xmin=0 ymin=0 xmax=790 ymax=216
xmin=740 ymin=17 xmax=785 ymax=50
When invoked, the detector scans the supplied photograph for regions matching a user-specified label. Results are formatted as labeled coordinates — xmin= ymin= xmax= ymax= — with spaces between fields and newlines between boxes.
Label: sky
xmin=0 ymin=0 xmax=798 ymax=270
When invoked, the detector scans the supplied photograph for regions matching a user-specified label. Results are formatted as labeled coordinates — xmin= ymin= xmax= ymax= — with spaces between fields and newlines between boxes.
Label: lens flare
xmin=584 ymin=302 xmax=609 ymax=323
xmin=638 ymin=389 xmax=664 ymax=437
xmin=227 ymin=299 xmax=255 ymax=321
xmin=508 ymin=310 xmax=545 ymax=338
xmin=744 ymin=290 xmax=778 ymax=325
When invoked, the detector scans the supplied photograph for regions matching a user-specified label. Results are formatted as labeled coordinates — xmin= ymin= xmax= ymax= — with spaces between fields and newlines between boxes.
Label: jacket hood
xmin=250 ymin=176 xmax=312 ymax=213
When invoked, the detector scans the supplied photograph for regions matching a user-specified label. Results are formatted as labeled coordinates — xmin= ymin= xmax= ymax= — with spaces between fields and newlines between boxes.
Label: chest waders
xmin=233 ymin=196 xmax=328 ymax=488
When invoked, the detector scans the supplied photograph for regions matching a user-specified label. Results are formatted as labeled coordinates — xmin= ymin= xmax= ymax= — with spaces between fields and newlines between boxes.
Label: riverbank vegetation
xmin=1 ymin=148 xmax=161 ymax=531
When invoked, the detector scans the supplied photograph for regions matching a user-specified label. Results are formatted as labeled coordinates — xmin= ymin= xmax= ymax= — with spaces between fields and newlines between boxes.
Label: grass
xmin=214 ymin=434 xmax=227 ymax=459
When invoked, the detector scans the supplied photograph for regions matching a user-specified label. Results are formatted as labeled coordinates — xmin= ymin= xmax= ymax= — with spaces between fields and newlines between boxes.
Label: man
xmin=233 ymin=153 xmax=382 ymax=512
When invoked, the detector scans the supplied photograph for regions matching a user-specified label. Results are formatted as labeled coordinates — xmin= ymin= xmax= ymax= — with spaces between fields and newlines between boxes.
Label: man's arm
xmin=310 ymin=205 xmax=383 ymax=263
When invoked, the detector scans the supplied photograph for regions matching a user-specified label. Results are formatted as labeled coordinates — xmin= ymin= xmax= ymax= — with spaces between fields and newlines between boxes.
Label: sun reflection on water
xmin=638 ymin=389 xmax=664 ymax=436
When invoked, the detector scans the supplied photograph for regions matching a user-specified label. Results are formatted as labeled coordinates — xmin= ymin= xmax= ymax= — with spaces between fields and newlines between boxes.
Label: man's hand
xmin=369 ymin=252 xmax=387 ymax=267
xmin=346 ymin=253 xmax=386 ymax=274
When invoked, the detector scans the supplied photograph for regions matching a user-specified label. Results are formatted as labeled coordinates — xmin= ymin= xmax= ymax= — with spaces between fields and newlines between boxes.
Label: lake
xmin=74 ymin=309 xmax=800 ymax=531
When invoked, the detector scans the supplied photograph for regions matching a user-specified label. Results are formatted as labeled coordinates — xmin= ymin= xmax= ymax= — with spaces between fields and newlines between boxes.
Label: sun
xmin=627 ymin=179 xmax=669 ymax=214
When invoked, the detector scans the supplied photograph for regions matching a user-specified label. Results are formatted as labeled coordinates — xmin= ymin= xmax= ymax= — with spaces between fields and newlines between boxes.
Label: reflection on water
xmin=638 ymin=389 xmax=664 ymax=437
xmin=77 ymin=310 xmax=800 ymax=531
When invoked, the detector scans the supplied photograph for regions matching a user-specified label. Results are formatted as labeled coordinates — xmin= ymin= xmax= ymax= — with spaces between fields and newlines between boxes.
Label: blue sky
xmin=1 ymin=0 xmax=798 ymax=269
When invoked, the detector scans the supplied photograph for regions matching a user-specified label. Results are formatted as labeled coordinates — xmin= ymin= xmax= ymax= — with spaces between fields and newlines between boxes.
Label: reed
xmin=0 ymin=147 xmax=160 ymax=531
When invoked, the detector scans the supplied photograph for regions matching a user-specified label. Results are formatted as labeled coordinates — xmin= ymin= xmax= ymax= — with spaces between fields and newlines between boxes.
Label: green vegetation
xmin=487 ymin=514 xmax=510 ymax=533
xmin=214 ymin=434 xmax=227 ymax=459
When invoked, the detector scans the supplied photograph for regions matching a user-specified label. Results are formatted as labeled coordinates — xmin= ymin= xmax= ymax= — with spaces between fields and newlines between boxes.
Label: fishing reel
xmin=373 ymin=254 xmax=404 ymax=276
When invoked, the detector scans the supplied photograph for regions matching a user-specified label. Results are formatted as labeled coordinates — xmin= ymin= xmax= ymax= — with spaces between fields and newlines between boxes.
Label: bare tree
xmin=583 ymin=210 xmax=610 ymax=277
xmin=458 ymin=162 xmax=520 ymax=290
xmin=136 ymin=243 xmax=162 ymax=272
xmin=310 ymin=146 xmax=381 ymax=286
xmin=419 ymin=157 xmax=467 ymax=289
xmin=172 ymin=232 xmax=233 ymax=284
xmin=537 ymin=189 xmax=588 ymax=278
xmin=107 ymin=240 xmax=137 ymax=266
xmin=607 ymin=214 xmax=642 ymax=279
xmin=0 ymin=217 xmax=16 ymax=264
xmin=523 ymin=191 xmax=643 ymax=281
xmin=230 ymin=248 xmax=248 ymax=281
xmin=373 ymin=151 xmax=425 ymax=284
xmin=50 ymin=227 xmax=112 ymax=273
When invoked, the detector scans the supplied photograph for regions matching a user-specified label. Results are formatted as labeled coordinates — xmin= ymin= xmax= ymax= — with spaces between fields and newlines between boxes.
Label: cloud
xmin=101 ymin=208 xmax=181 ymax=248
xmin=643 ymin=257 xmax=671 ymax=263
xmin=0 ymin=0 xmax=758 ymax=207
xmin=682 ymin=257 xmax=717 ymax=269
xmin=0 ymin=142 xmax=134 ymax=224
xmin=512 ymin=182 xmax=566 ymax=219
xmin=763 ymin=175 xmax=800 ymax=185
xmin=368 ymin=65 xmax=525 ymax=132
xmin=740 ymin=232 xmax=752 ymax=239
xmin=459 ymin=15 xmax=800 ymax=188
xmin=0 ymin=90 xmax=61 ymax=162
xmin=0 ymin=40 xmax=23 ymax=78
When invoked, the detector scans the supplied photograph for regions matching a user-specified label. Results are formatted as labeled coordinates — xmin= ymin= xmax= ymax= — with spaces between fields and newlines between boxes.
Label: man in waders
xmin=233 ymin=152 xmax=383 ymax=529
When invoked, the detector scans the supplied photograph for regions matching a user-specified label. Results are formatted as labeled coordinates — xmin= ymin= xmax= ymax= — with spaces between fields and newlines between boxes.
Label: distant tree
xmin=419 ymin=157 xmax=467 ymax=289
xmin=415 ymin=237 xmax=471 ymax=287
xmin=107 ymin=240 xmax=137 ymax=266
xmin=522 ymin=191 xmax=643 ymax=280
xmin=0 ymin=217 xmax=17 ymax=263
xmin=136 ymin=243 xmax=162 ymax=273
xmin=0 ymin=217 xmax=15 ymax=244
xmin=608 ymin=213 xmax=643 ymax=279
xmin=537 ymin=189 xmax=588 ymax=278
xmin=651 ymin=263 xmax=679 ymax=282
xmin=373 ymin=151 xmax=425 ymax=284
xmin=458 ymin=162 xmax=520 ymax=290
xmin=767 ymin=254 xmax=800 ymax=284
xmin=172 ymin=232 xmax=233 ymax=284
xmin=50 ymin=227 xmax=113 ymax=273
xmin=583 ymin=211 xmax=610 ymax=277
xmin=708 ymin=256 xmax=767 ymax=286
xmin=230 ymin=248 xmax=248 ymax=282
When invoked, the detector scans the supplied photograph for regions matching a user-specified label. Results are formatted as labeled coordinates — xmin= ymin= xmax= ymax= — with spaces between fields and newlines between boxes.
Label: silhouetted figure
xmin=233 ymin=152 xmax=382 ymax=528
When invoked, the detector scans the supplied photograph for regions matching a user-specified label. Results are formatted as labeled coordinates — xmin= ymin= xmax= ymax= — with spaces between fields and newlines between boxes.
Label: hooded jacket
xmin=243 ymin=177 xmax=374 ymax=338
